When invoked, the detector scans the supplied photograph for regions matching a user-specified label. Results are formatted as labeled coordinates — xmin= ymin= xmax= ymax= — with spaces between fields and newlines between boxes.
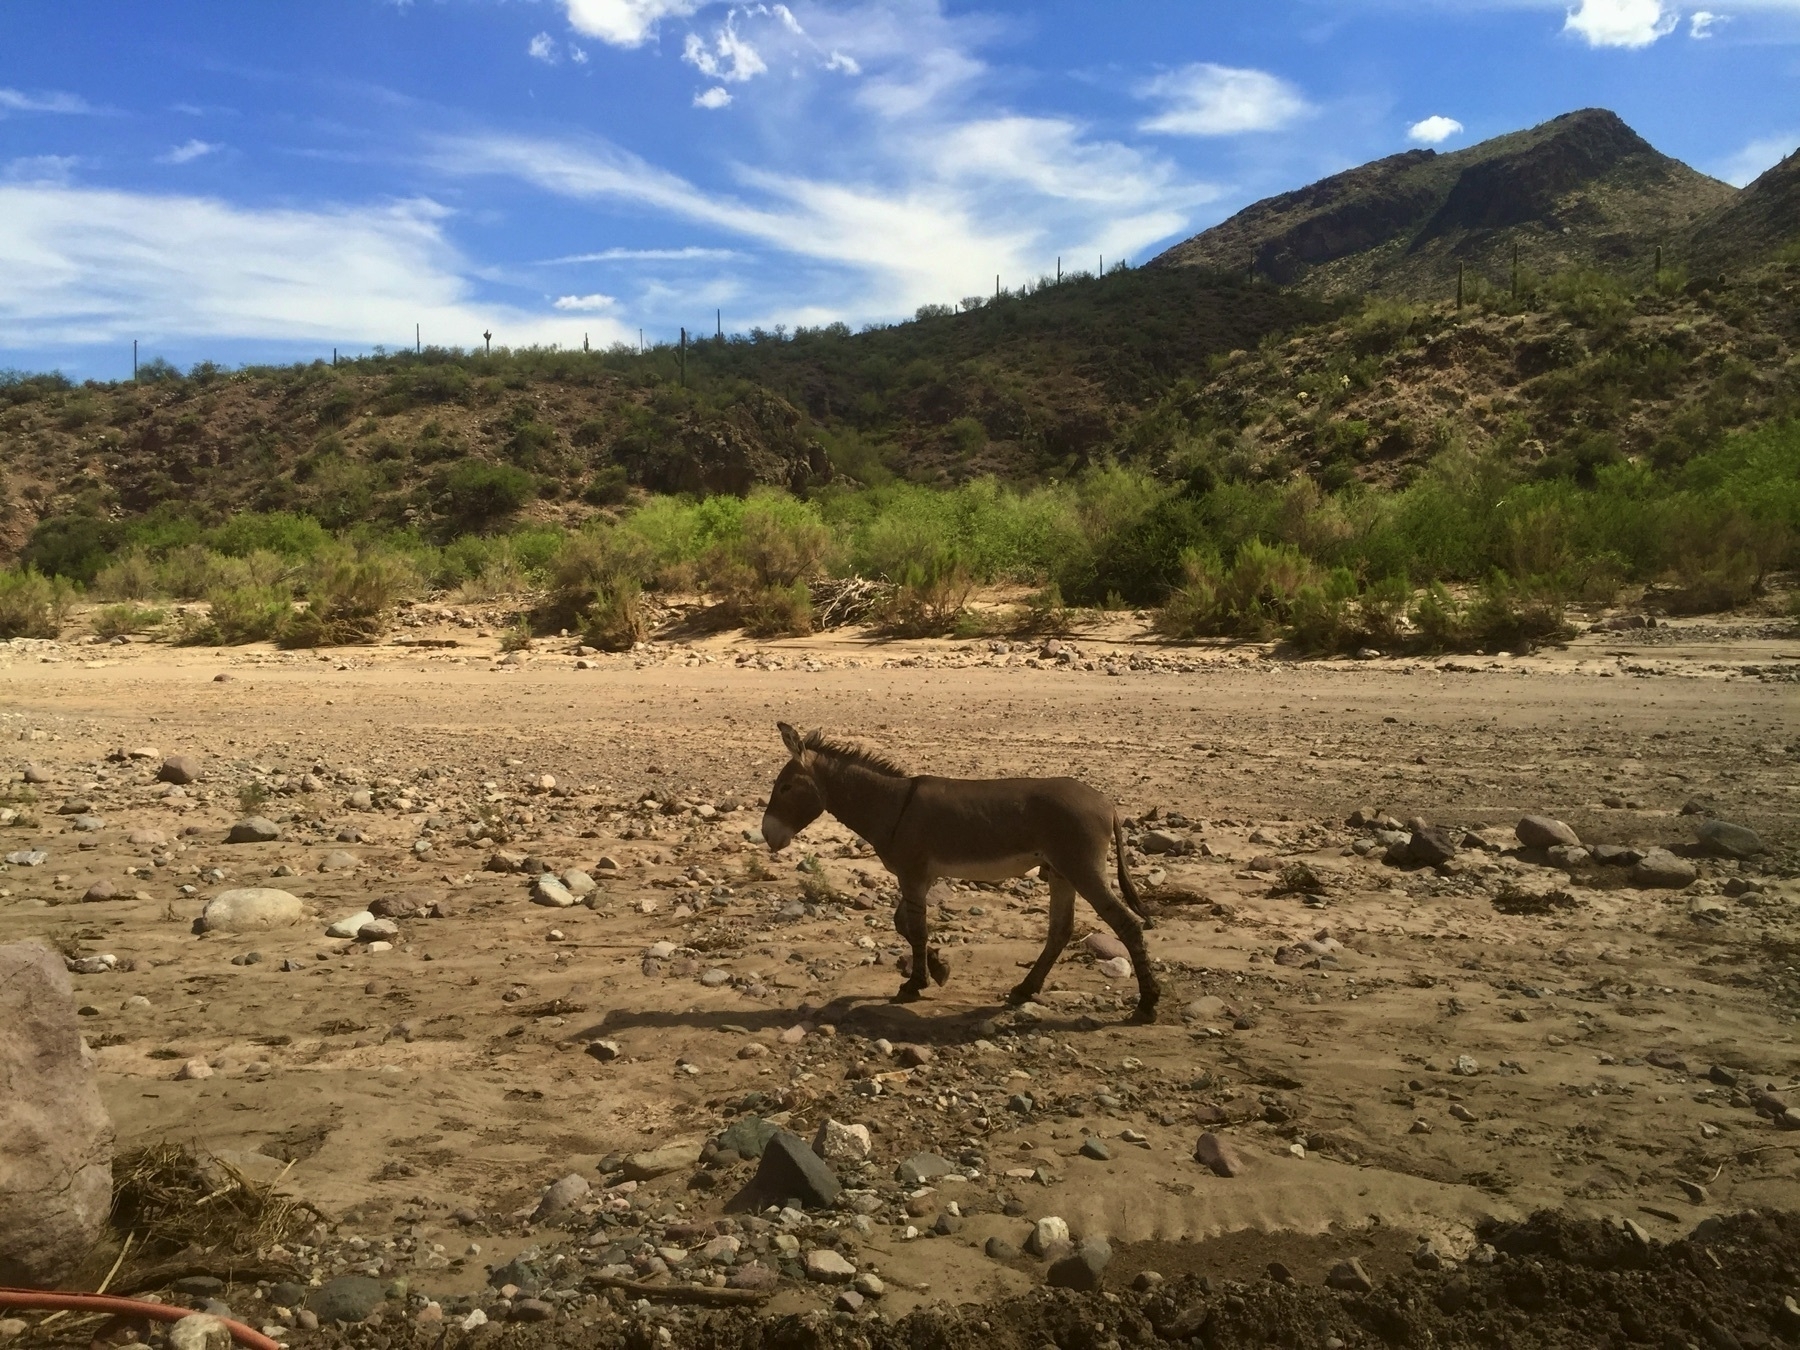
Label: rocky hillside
xmin=1690 ymin=146 xmax=1800 ymax=274
xmin=1151 ymin=110 xmax=1739 ymax=300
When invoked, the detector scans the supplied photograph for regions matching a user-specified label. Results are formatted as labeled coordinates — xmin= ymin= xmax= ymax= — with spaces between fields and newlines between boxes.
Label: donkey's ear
xmin=777 ymin=722 xmax=805 ymax=758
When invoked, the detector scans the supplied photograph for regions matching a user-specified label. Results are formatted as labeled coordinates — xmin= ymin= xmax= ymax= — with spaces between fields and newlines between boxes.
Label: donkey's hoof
xmin=927 ymin=950 xmax=951 ymax=987
xmin=892 ymin=983 xmax=926 ymax=1004
xmin=1126 ymin=1000 xmax=1160 ymax=1026
xmin=1004 ymin=983 xmax=1037 ymax=1007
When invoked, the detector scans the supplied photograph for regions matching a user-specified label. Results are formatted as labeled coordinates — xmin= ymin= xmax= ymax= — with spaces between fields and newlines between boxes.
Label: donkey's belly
xmin=930 ymin=853 xmax=1042 ymax=882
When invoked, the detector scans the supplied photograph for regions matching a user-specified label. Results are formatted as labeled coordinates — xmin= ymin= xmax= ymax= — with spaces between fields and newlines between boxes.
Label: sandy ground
xmin=1 ymin=612 xmax=1797 ymax=1335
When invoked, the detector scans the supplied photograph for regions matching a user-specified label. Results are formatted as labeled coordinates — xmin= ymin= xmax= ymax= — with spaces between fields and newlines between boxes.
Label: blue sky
xmin=2 ymin=0 xmax=1796 ymax=380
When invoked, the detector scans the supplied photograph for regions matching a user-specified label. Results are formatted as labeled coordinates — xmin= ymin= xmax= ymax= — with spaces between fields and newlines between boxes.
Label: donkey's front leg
xmin=892 ymin=876 xmax=933 ymax=1002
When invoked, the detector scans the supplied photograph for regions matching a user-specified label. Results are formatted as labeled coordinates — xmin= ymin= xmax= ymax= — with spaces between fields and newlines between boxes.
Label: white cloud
xmin=1562 ymin=0 xmax=1678 ymax=47
xmin=0 ymin=185 xmax=628 ymax=351
xmin=529 ymin=32 xmax=558 ymax=63
xmin=694 ymin=85 xmax=733 ymax=109
xmin=561 ymin=0 xmax=701 ymax=48
xmin=0 ymin=87 xmax=95 ymax=116
xmin=683 ymin=16 xmax=767 ymax=82
xmin=1137 ymin=64 xmax=1313 ymax=137
xmin=1718 ymin=132 xmax=1798 ymax=186
xmin=1408 ymin=115 xmax=1464 ymax=144
xmin=158 ymin=139 xmax=220 ymax=165
xmin=553 ymin=292 xmax=617 ymax=310
xmin=545 ymin=246 xmax=742 ymax=261
xmin=571 ymin=44 xmax=589 ymax=63
xmin=1689 ymin=9 xmax=1724 ymax=35
xmin=4 ymin=155 xmax=80 ymax=185
xmin=825 ymin=49 xmax=862 ymax=75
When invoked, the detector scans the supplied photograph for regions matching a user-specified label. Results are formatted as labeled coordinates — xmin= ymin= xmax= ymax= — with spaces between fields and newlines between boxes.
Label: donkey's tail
xmin=1113 ymin=817 xmax=1155 ymax=928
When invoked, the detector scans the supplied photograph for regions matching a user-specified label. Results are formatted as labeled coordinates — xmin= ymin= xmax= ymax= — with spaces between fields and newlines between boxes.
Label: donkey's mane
xmin=804 ymin=729 xmax=911 ymax=779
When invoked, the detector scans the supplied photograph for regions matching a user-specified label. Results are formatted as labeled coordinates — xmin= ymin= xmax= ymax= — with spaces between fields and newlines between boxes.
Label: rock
xmin=80 ymin=879 xmax=119 ymax=903
xmin=509 ymin=1298 xmax=554 ymax=1322
xmin=126 ymin=829 xmax=168 ymax=848
xmin=0 ymin=1321 xmax=23 ymax=1343
xmin=1678 ymin=1179 xmax=1709 ymax=1204
xmin=1590 ymin=844 xmax=1642 ymax=866
xmin=1516 ymin=815 xmax=1579 ymax=849
xmin=1326 ymin=1257 xmax=1374 ymax=1293
xmin=562 ymin=869 xmax=597 ymax=897
xmin=622 ymin=1142 xmax=699 ymax=1182
xmin=534 ymin=1173 xmax=591 ymax=1219
xmin=325 ymin=910 xmax=375 ymax=939
xmin=168 ymin=1315 xmax=232 ymax=1350
xmin=226 ymin=817 xmax=279 ymax=844
xmin=1047 ymin=1239 xmax=1112 ymax=1292
xmin=700 ymin=967 xmax=732 ymax=987
xmin=1547 ymin=844 xmax=1590 ymax=869
xmin=1406 ymin=825 xmax=1458 ymax=867
xmin=834 ymin=1289 xmax=865 ymax=1313
xmin=718 ymin=1116 xmax=779 ymax=1158
xmin=317 ymin=850 xmax=359 ymax=873
xmin=727 ymin=1262 xmax=777 ymax=1290
xmin=176 ymin=1058 xmax=213 ymax=1081
xmin=585 ymin=1039 xmax=621 ymax=1062
xmin=1453 ymin=1055 xmax=1479 ymax=1076
xmin=1025 ymin=1216 xmax=1070 ymax=1257
xmin=1632 ymin=850 xmax=1697 ymax=890
xmin=0 ymin=942 xmax=114 ymax=1287
xmin=486 ymin=850 xmax=525 ymax=873
xmin=1415 ymin=1235 xmax=1460 ymax=1270
xmin=1141 ymin=829 xmax=1189 ymax=855
xmin=22 ymin=765 xmax=51 ymax=785
xmin=1645 ymin=1049 xmax=1688 ymax=1072
xmin=1079 ymin=1137 xmax=1112 ymax=1161
xmin=531 ymin=876 xmax=576 ymax=908
xmin=369 ymin=896 xmax=420 ymax=920
xmin=1096 ymin=956 xmax=1134 ymax=979
xmin=308 ymin=1274 xmax=385 ymax=1324
xmin=729 ymin=1130 xmax=841 ymax=1211
xmin=896 ymin=1152 xmax=955 ymax=1186
xmin=1083 ymin=931 xmax=1129 ymax=962
xmin=355 ymin=919 xmax=399 ymax=942
xmin=4 ymin=851 xmax=48 ymax=867
xmin=895 ymin=1043 xmax=933 ymax=1067
xmin=158 ymin=755 xmax=201 ymax=785
xmin=1689 ymin=894 xmax=1729 ymax=922
xmin=813 ymin=1119 xmax=872 ymax=1162
xmin=199 ymin=888 xmax=303 ymax=933
xmin=1449 ymin=1103 xmax=1478 ymax=1123
xmin=804 ymin=1248 xmax=857 ymax=1283
xmin=347 ymin=790 xmax=373 ymax=811
xmin=1695 ymin=820 xmax=1765 ymax=859
xmin=1193 ymin=1133 xmax=1243 ymax=1177
xmin=985 ymin=1236 xmax=1019 ymax=1261
xmin=69 ymin=815 xmax=104 ymax=832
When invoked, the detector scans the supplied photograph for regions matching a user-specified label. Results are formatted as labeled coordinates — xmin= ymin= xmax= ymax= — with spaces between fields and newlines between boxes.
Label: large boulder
xmin=200 ymin=888 xmax=305 ymax=933
xmin=1516 ymin=815 xmax=1579 ymax=849
xmin=0 ymin=941 xmax=115 ymax=1286
xmin=1694 ymin=820 xmax=1765 ymax=859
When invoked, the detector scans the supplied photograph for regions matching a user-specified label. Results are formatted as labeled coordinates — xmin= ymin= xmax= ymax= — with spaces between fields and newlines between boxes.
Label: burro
xmin=761 ymin=722 xmax=1159 ymax=1023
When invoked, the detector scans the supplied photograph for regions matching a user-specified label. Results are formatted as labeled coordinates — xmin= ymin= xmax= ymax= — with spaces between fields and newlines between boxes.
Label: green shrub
xmin=441 ymin=459 xmax=534 ymax=528
xmin=21 ymin=514 xmax=122 ymax=583
xmin=279 ymin=550 xmax=417 ymax=647
xmin=208 ymin=512 xmax=329 ymax=559
xmin=0 ymin=568 xmax=75 ymax=638
xmin=583 ymin=465 xmax=631 ymax=506
xmin=181 ymin=585 xmax=291 ymax=645
xmin=1157 ymin=540 xmax=1316 ymax=640
xmin=1463 ymin=572 xmax=1573 ymax=651
xmin=92 ymin=604 xmax=166 ymax=638
xmin=91 ymin=552 xmax=161 ymax=600
xmin=739 ymin=581 xmax=814 ymax=639
xmin=543 ymin=528 xmax=654 ymax=650
xmin=875 ymin=548 xmax=975 ymax=637
xmin=698 ymin=493 xmax=833 ymax=634
xmin=1287 ymin=568 xmax=1360 ymax=652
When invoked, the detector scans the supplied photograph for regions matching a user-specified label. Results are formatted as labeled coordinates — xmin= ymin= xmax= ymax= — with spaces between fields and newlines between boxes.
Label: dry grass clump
xmin=111 ymin=1143 xmax=311 ymax=1257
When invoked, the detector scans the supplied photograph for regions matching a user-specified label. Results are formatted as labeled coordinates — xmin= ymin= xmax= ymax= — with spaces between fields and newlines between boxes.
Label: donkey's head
xmin=762 ymin=722 xmax=825 ymax=851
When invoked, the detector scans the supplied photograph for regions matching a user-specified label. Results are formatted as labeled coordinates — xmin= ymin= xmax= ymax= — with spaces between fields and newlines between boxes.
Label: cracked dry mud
xmin=0 ymin=614 xmax=1797 ymax=1348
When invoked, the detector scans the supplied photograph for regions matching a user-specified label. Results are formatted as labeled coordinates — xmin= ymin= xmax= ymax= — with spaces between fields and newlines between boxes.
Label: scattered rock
xmin=308 ymin=1274 xmax=385 ymax=1324
xmin=729 ymin=1130 xmax=841 ymax=1211
xmin=1516 ymin=816 xmax=1579 ymax=849
xmin=1632 ymin=850 xmax=1697 ymax=890
xmin=531 ymin=876 xmax=576 ymax=908
xmin=1326 ymin=1258 xmax=1374 ymax=1293
xmin=1405 ymin=824 xmax=1458 ymax=867
xmin=1025 ymin=1217 xmax=1070 ymax=1257
xmin=1079 ymin=1137 xmax=1112 ymax=1161
xmin=804 ymin=1248 xmax=856 ymax=1283
xmin=326 ymin=911 xmax=375 ymax=939
xmin=22 ymin=765 xmax=51 ymax=785
xmin=158 ymin=755 xmax=202 ymax=785
xmin=80 ymin=880 xmax=118 ymax=903
xmin=985 ymin=1236 xmax=1019 ymax=1261
xmin=225 ymin=817 xmax=280 ymax=844
xmin=0 ymin=941 xmax=114 ymax=1287
xmin=199 ymin=889 xmax=303 ymax=933
xmin=896 ymin=1152 xmax=955 ymax=1186
xmin=1047 ymin=1239 xmax=1112 ymax=1292
xmin=1096 ymin=956 xmax=1134 ymax=979
xmin=317 ymin=850 xmax=359 ymax=873
xmin=509 ymin=1299 xmax=554 ymax=1323
xmin=621 ymin=1142 xmax=699 ymax=1182
xmin=834 ymin=1289 xmax=865 ymax=1313
xmin=718 ymin=1117 xmax=779 ymax=1159
xmin=813 ymin=1119 xmax=872 ymax=1162
xmin=585 ymin=1040 xmax=621 ymax=1062
xmin=168 ymin=1315 xmax=232 ymax=1350
xmin=562 ymin=869 xmax=597 ymax=897
xmin=1083 ymin=931 xmax=1129 ymax=962
xmin=534 ymin=1173 xmax=591 ymax=1219
xmin=1193 ymin=1133 xmax=1243 ymax=1177
xmin=727 ymin=1262 xmax=777 ymax=1291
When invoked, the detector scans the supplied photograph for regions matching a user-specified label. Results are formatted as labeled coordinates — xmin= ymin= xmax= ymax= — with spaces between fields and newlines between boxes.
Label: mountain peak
xmin=1152 ymin=109 xmax=1735 ymax=297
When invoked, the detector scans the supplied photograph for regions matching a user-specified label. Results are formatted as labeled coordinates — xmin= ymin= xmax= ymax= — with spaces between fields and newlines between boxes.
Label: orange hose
xmin=0 ymin=1288 xmax=282 ymax=1350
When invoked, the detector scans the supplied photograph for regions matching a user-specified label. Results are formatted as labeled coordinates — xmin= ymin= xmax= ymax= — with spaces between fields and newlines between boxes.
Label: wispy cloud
xmin=683 ymin=13 xmax=766 ymax=82
xmin=1562 ymin=0 xmax=1679 ymax=48
xmin=1137 ymin=64 xmax=1313 ymax=137
xmin=0 ymin=185 xmax=627 ymax=350
xmin=553 ymin=292 xmax=617 ymax=310
xmin=1408 ymin=114 xmax=1464 ymax=144
xmin=1689 ymin=10 xmax=1723 ymax=36
xmin=694 ymin=85 xmax=733 ymax=109
xmin=1718 ymin=132 xmax=1798 ymax=186
xmin=543 ymin=246 xmax=743 ymax=262
xmin=0 ymin=87 xmax=96 ymax=116
xmin=158 ymin=139 xmax=221 ymax=165
xmin=3 ymin=155 xmax=81 ymax=185
xmin=529 ymin=31 xmax=559 ymax=63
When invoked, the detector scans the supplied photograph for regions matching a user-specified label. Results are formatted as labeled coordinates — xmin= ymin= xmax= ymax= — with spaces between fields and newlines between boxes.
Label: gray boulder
xmin=200 ymin=888 xmax=304 ymax=933
xmin=1047 ymin=1239 xmax=1112 ymax=1292
xmin=226 ymin=817 xmax=280 ymax=844
xmin=0 ymin=941 xmax=115 ymax=1287
xmin=1631 ymin=850 xmax=1697 ymax=890
xmin=1694 ymin=820 xmax=1765 ymax=859
xmin=1516 ymin=816 xmax=1579 ymax=849
xmin=727 ymin=1129 xmax=841 ymax=1211
xmin=1406 ymin=825 xmax=1458 ymax=867
xmin=158 ymin=754 xmax=202 ymax=785
xmin=307 ymin=1274 xmax=384 ymax=1324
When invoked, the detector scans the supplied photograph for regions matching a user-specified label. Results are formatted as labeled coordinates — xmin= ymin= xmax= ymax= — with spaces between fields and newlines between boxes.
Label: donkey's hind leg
xmin=892 ymin=877 xmax=932 ymax=1002
xmin=1007 ymin=868 xmax=1074 ymax=1006
xmin=1067 ymin=860 xmax=1160 ymax=1024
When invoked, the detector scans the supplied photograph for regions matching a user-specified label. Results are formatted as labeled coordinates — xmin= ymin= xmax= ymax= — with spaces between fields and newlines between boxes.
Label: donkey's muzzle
xmin=760 ymin=812 xmax=795 ymax=852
